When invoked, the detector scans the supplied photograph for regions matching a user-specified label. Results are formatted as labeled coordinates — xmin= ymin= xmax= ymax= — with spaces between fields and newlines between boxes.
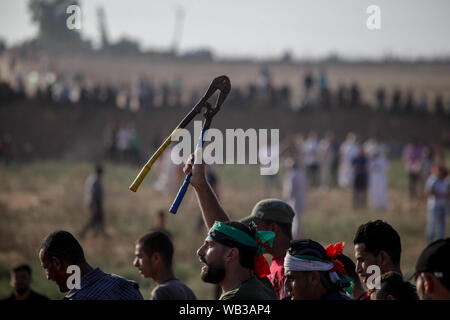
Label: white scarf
xmin=284 ymin=252 xmax=340 ymax=284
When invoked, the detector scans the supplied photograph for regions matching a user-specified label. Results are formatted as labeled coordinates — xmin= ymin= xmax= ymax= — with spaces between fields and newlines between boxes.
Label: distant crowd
xmin=278 ymin=132 xmax=448 ymax=243
xmin=1 ymin=57 xmax=450 ymax=116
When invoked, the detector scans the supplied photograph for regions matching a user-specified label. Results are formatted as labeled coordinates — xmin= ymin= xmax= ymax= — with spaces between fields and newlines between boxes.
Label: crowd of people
xmin=145 ymin=129 xmax=448 ymax=246
xmin=401 ymin=138 xmax=449 ymax=244
xmin=299 ymin=69 xmax=450 ymax=115
xmin=2 ymin=57 xmax=450 ymax=116
xmin=103 ymin=122 xmax=142 ymax=163
xmin=276 ymin=132 xmax=448 ymax=243
xmin=3 ymin=151 xmax=449 ymax=301
xmin=1 ymin=56 xmax=449 ymax=302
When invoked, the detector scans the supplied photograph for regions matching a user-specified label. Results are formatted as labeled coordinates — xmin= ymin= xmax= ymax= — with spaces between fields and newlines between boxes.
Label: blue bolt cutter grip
xmin=169 ymin=129 xmax=206 ymax=214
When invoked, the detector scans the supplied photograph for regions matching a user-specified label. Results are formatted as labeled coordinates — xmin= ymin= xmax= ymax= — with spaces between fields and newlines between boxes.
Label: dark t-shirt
xmin=219 ymin=276 xmax=277 ymax=300
xmin=321 ymin=289 xmax=353 ymax=300
xmin=3 ymin=290 xmax=49 ymax=301
xmin=151 ymin=279 xmax=197 ymax=300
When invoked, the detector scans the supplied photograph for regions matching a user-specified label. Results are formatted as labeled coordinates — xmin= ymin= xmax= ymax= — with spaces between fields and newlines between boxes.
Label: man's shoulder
xmin=322 ymin=289 xmax=353 ymax=301
xmin=73 ymin=270 xmax=142 ymax=300
xmin=220 ymin=276 xmax=277 ymax=300
xmin=152 ymin=279 xmax=197 ymax=300
xmin=157 ymin=278 xmax=188 ymax=289
xmin=105 ymin=272 xmax=141 ymax=290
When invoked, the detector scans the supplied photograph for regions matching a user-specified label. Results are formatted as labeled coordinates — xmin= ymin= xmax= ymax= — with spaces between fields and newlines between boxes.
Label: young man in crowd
xmin=197 ymin=220 xmax=277 ymax=300
xmin=39 ymin=230 xmax=143 ymax=300
xmin=183 ymin=151 xmax=294 ymax=299
xmin=79 ymin=164 xmax=107 ymax=238
xmin=239 ymin=199 xmax=294 ymax=299
xmin=3 ymin=264 xmax=49 ymax=301
xmin=353 ymin=220 xmax=405 ymax=300
xmin=284 ymin=239 xmax=352 ymax=300
xmin=370 ymin=271 xmax=418 ymax=300
xmin=408 ymin=238 xmax=450 ymax=300
xmin=425 ymin=165 xmax=449 ymax=244
xmin=335 ymin=253 xmax=366 ymax=299
xmin=133 ymin=231 xmax=196 ymax=300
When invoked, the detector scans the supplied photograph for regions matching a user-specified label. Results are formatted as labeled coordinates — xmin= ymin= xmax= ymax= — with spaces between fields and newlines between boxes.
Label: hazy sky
xmin=1 ymin=0 xmax=449 ymax=59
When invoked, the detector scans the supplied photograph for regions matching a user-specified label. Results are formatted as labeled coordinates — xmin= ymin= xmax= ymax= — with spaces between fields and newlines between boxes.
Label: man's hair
xmin=375 ymin=272 xmax=418 ymax=300
xmin=261 ymin=219 xmax=292 ymax=241
xmin=222 ymin=221 xmax=257 ymax=270
xmin=39 ymin=231 xmax=86 ymax=264
xmin=12 ymin=264 xmax=31 ymax=276
xmin=353 ymin=220 xmax=401 ymax=266
xmin=336 ymin=254 xmax=358 ymax=279
xmin=138 ymin=231 xmax=174 ymax=266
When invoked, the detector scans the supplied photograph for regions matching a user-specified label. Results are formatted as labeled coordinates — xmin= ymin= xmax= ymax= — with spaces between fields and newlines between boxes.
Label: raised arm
xmin=184 ymin=152 xmax=230 ymax=229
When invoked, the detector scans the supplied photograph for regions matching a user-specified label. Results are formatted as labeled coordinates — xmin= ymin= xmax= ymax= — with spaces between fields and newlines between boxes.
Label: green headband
xmin=207 ymin=221 xmax=275 ymax=255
